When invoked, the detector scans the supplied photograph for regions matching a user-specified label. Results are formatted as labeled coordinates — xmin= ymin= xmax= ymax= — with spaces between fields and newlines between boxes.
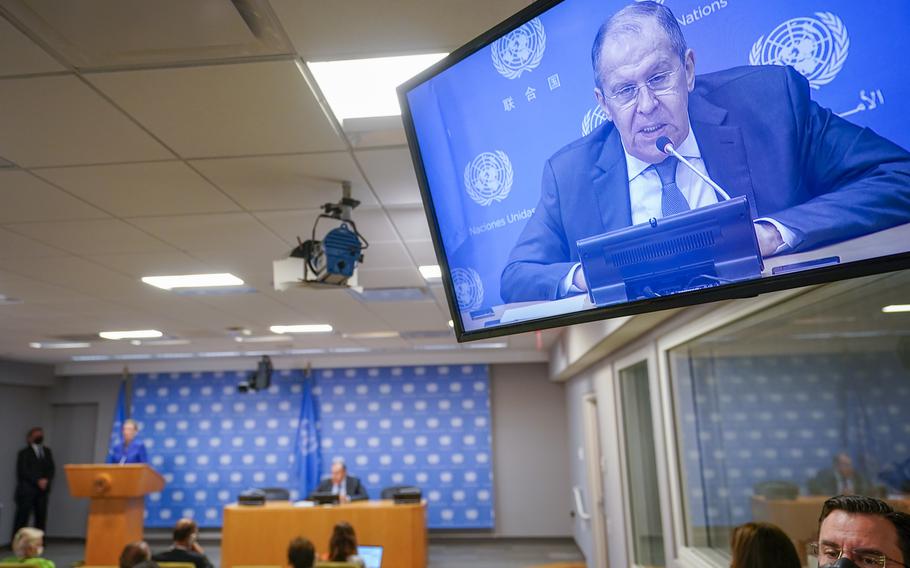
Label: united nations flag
xmin=491 ymin=18 xmax=546 ymax=80
xmin=464 ymin=151 xmax=514 ymax=207
xmin=452 ymin=267 xmax=485 ymax=312
xmin=750 ymin=12 xmax=849 ymax=89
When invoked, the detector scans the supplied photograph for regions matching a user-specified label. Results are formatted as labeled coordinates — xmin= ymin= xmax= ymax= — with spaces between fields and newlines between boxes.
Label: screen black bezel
xmin=397 ymin=0 xmax=910 ymax=342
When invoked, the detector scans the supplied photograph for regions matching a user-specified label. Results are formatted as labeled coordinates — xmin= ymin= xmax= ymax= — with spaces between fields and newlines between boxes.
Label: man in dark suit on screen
xmin=500 ymin=1 xmax=910 ymax=303
xmin=12 ymin=427 xmax=55 ymax=539
xmin=310 ymin=460 xmax=369 ymax=503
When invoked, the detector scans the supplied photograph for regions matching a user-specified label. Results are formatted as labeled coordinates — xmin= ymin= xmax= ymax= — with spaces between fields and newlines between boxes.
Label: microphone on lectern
xmin=655 ymin=136 xmax=731 ymax=200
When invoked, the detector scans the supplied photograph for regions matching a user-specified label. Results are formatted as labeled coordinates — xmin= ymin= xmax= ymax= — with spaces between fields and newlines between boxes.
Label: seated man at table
xmin=152 ymin=519 xmax=213 ymax=568
xmin=310 ymin=460 xmax=369 ymax=503
xmin=812 ymin=495 xmax=910 ymax=567
xmin=809 ymin=452 xmax=873 ymax=496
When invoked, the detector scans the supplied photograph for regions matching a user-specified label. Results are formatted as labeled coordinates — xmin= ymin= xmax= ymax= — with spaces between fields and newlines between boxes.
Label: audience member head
xmin=816 ymin=495 xmax=910 ymax=567
xmin=26 ymin=426 xmax=44 ymax=445
xmin=122 ymin=419 xmax=139 ymax=444
xmin=729 ymin=522 xmax=800 ymax=568
xmin=834 ymin=452 xmax=855 ymax=479
xmin=172 ymin=518 xmax=198 ymax=546
xmin=328 ymin=521 xmax=358 ymax=562
xmin=119 ymin=541 xmax=151 ymax=568
xmin=287 ymin=537 xmax=315 ymax=568
xmin=12 ymin=527 xmax=44 ymax=559
xmin=330 ymin=460 xmax=347 ymax=486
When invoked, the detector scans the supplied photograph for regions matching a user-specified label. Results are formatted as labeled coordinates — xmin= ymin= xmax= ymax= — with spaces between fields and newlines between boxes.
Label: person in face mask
xmin=2 ymin=527 xmax=55 ymax=568
xmin=11 ymin=427 xmax=55 ymax=541
xmin=811 ymin=495 xmax=910 ymax=568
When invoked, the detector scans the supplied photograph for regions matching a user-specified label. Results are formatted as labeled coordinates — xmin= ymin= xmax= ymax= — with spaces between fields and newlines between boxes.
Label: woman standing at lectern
xmin=106 ymin=419 xmax=148 ymax=464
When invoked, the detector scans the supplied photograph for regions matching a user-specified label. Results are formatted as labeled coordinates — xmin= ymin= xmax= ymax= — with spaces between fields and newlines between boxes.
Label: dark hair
xmin=819 ymin=495 xmax=910 ymax=565
xmin=173 ymin=518 xmax=197 ymax=543
xmin=730 ymin=522 xmax=800 ymax=568
xmin=591 ymin=0 xmax=687 ymax=89
xmin=26 ymin=427 xmax=42 ymax=440
xmin=328 ymin=521 xmax=358 ymax=562
xmin=287 ymin=537 xmax=315 ymax=568
xmin=119 ymin=541 xmax=151 ymax=568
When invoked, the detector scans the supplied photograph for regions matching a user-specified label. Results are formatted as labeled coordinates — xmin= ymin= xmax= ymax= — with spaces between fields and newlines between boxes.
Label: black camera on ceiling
xmin=237 ymin=355 xmax=273 ymax=393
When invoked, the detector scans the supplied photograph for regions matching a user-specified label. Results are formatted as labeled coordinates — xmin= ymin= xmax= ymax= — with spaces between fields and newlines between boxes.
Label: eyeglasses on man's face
xmin=809 ymin=541 xmax=907 ymax=567
xmin=605 ymin=65 xmax=681 ymax=109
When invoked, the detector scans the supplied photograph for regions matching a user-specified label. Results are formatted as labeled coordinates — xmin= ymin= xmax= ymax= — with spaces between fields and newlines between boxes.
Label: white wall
xmin=490 ymin=363 xmax=572 ymax=537
xmin=564 ymin=372 xmax=594 ymax=561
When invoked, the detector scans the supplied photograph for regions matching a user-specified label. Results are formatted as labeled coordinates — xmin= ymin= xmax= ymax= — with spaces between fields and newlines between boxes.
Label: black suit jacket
xmin=152 ymin=548 xmax=213 ymax=568
xmin=16 ymin=445 xmax=55 ymax=497
xmin=808 ymin=468 xmax=872 ymax=496
xmin=313 ymin=476 xmax=369 ymax=501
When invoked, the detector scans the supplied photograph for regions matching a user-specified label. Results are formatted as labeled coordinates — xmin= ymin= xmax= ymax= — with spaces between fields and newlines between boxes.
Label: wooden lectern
xmin=65 ymin=464 xmax=165 ymax=565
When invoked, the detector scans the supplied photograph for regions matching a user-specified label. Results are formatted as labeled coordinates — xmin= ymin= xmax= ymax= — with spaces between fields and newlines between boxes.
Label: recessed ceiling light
xmin=130 ymin=339 xmax=190 ymax=346
xmin=72 ymin=355 xmax=112 ymax=361
xmin=142 ymin=273 xmax=244 ymax=290
xmin=99 ymin=329 xmax=163 ymax=340
xmin=234 ymin=335 xmax=292 ymax=343
xmin=307 ymin=53 xmax=447 ymax=121
xmin=419 ymin=265 xmax=442 ymax=280
xmin=30 ymin=341 xmax=91 ymax=349
xmin=466 ymin=342 xmax=508 ymax=349
xmin=331 ymin=347 xmax=370 ymax=353
xmin=270 ymin=324 xmax=333 ymax=334
xmin=882 ymin=304 xmax=910 ymax=313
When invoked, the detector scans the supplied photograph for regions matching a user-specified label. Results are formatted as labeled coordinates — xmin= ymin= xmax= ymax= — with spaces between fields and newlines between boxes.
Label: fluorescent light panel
xmin=270 ymin=324 xmax=333 ymax=334
xmin=142 ymin=273 xmax=244 ymax=290
xmin=419 ymin=265 xmax=442 ymax=279
xmin=30 ymin=341 xmax=91 ymax=349
xmin=234 ymin=335 xmax=292 ymax=343
xmin=883 ymin=304 xmax=910 ymax=313
xmin=99 ymin=329 xmax=163 ymax=340
xmin=342 ymin=331 xmax=400 ymax=339
xmin=308 ymin=53 xmax=447 ymax=120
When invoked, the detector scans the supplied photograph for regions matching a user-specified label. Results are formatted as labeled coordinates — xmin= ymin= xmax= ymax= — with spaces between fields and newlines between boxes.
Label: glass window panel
xmin=668 ymin=271 xmax=910 ymax=563
xmin=620 ymin=361 xmax=665 ymax=566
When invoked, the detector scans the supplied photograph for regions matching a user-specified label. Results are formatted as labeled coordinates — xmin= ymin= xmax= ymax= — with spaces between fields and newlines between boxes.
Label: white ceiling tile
xmin=255 ymin=206 xmax=399 ymax=246
xmin=0 ymin=227 xmax=69 ymax=259
xmin=87 ymin=251 xmax=212 ymax=278
xmin=195 ymin=294 xmax=305 ymax=327
xmin=405 ymin=240 xmax=442 ymax=266
xmin=355 ymin=147 xmax=423 ymax=206
xmin=387 ymin=207 xmax=433 ymax=241
xmin=0 ymin=75 xmax=174 ymax=167
xmin=366 ymin=300 xmax=450 ymax=332
xmin=270 ymin=0 xmax=533 ymax=59
xmin=189 ymin=152 xmax=377 ymax=210
xmin=0 ymin=256 xmax=149 ymax=299
xmin=129 ymin=213 xmax=289 ymax=255
xmin=363 ymin=241 xmax=414 ymax=269
xmin=356 ymin=268 xmax=424 ymax=288
xmin=6 ymin=218 xmax=173 ymax=255
xmin=0 ymin=269 xmax=94 ymax=304
xmin=0 ymin=15 xmax=66 ymax=76
xmin=34 ymin=161 xmax=241 ymax=217
xmin=89 ymin=60 xmax=345 ymax=158
xmin=0 ymin=170 xmax=108 ymax=223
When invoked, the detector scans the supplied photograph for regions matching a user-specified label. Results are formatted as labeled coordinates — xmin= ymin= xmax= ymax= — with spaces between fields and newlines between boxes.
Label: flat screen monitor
xmin=309 ymin=490 xmax=339 ymax=505
xmin=398 ymin=0 xmax=910 ymax=340
xmin=358 ymin=545 xmax=384 ymax=568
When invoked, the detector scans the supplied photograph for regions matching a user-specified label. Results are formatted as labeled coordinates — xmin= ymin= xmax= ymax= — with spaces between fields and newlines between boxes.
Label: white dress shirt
xmin=559 ymin=125 xmax=795 ymax=297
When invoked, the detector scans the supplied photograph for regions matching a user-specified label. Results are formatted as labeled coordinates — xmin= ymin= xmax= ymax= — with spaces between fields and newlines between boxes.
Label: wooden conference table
xmin=752 ymin=495 xmax=910 ymax=565
xmin=221 ymin=500 xmax=427 ymax=568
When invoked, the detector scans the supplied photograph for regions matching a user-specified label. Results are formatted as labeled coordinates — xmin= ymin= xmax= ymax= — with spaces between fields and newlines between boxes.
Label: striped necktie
xmin=653 ymin=156 xmax=690 ymax=217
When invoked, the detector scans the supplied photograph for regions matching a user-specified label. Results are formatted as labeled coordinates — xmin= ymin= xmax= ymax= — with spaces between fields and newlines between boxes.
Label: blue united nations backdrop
xmin=406 ymin=0 xmax=910 ymax=317
xmin=126 ymin=365 xmax=493 ymax=529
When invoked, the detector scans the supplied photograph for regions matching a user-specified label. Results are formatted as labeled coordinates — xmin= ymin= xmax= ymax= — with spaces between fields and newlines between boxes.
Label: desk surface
xmin=221 ymin=500 xmax=427 ymax=568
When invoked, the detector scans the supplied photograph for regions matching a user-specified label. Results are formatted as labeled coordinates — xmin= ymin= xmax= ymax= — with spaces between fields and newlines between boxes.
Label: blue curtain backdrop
xmin=406 ymin=0 xmax=910 ymax=315
xmin=130 ymin=365 xmax=492 ymax=529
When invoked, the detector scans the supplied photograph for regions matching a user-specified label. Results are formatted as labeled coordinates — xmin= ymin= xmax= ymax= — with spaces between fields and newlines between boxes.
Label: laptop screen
xmin=358 ymin=545 xmax=383 ymax=568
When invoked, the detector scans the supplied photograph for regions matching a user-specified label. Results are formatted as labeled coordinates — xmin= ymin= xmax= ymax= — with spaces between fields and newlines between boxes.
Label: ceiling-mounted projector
xmin=273 ymin=181 xmax=369 ymax=291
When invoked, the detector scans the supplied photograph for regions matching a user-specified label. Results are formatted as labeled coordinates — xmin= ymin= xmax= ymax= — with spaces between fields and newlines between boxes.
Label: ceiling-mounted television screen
xmin=399 ymin=0 xmax=910 ymax=340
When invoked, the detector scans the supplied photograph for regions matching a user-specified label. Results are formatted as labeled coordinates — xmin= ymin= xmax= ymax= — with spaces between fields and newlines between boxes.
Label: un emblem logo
xmin=750 ymin=12 xmax=849 ymax=89
xmin=581 ymin=106 xmax=609 ymax=136
xmin=464 ymin=151 xmax=514 ymax=207
xmin=491 ymin=18 xmax=546 ymax=80
xmin=451 ymin=268 xmax=484 ymax=312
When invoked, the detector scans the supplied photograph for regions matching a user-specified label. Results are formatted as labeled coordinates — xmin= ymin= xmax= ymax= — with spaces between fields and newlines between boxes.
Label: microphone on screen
xmin=655 ymin=136 xmax=731 ymax=200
